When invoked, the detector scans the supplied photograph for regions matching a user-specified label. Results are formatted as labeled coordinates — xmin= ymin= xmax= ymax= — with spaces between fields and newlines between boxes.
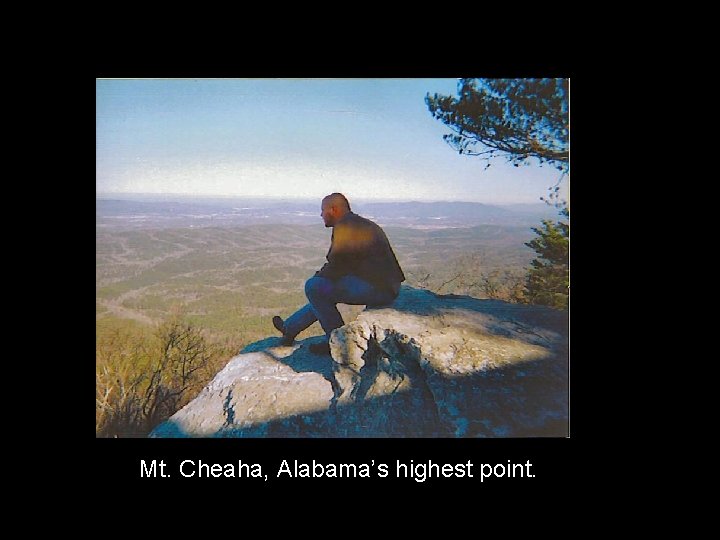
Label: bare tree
xmin=96 ymin=317 xmax=217 ymax=437
xmin=142 ymin=318 xmax=214 ymax=430
xmin=96 ymin=330 xmax=145 ymax=436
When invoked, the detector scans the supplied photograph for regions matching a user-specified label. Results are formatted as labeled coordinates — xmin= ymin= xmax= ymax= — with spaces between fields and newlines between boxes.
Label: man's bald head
xmin=320 ymin=193 xmax=351 ymax=227
xmin=322 ymin=193 xmax=351 ymax=212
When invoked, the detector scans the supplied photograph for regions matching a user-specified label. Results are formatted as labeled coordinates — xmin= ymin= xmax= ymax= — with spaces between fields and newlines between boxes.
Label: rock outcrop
xmin=150 ymin=286 xmax=569 ymax=438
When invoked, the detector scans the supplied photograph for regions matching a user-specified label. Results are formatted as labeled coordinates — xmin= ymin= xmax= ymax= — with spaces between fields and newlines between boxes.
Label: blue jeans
xmin=283 ymin=275 xmax=396 ymax=340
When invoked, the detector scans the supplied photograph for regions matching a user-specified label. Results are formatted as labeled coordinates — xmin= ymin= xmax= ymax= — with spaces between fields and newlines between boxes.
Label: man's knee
xmin=305 ymin=276 xmax=334 ymax=302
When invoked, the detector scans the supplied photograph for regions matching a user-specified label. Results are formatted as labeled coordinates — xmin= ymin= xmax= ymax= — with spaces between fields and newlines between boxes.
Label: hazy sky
xmin=96 ymin=78 xmax=567 ymax=204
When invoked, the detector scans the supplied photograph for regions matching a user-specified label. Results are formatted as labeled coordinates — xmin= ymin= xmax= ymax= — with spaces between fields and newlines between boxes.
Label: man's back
xmin=317 ymin=212 xmax=405 ymax=295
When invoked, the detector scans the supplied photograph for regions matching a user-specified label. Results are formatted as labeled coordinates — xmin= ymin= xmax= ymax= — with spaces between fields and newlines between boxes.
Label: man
xmin=273 ymin=193 xmax=405 ymax=355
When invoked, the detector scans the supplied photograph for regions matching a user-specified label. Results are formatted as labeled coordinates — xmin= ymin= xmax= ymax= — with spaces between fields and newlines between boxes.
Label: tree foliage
xmin=426 ymin=78 xmax=569 ymax=173
xmin=524 ymin=212 xmax=569 ymax=309
xmin=96 ymin=315 xmax=223 ymax=437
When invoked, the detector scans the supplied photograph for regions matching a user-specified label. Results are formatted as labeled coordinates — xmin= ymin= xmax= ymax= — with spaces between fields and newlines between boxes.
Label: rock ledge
xmin=150 ymin=286 xmax=568 ymax=438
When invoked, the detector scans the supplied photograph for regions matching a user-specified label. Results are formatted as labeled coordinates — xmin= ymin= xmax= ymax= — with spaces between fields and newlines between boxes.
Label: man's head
xmin=320 ymin=193 xmax=351 ymax=227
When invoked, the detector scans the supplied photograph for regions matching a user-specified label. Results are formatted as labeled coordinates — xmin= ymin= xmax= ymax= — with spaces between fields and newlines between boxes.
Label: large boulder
xmin=150 ymin=286 xmax=568 ymax=438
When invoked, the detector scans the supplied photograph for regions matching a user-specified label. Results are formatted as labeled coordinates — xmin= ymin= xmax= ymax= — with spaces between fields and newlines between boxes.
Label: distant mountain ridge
xmin=356 ymin=201 xmax=511 ymax=219
xmin=96 ymin=197 xmax=561 ymax=230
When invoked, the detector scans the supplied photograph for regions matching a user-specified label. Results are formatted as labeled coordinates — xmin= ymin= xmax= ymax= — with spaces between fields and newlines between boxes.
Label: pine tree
xmin=525 ymin=210 xmax=569 ymax=309
xmin=426 ymin=79 xmax=568 ymax=170
xmin=426 ymin=78 xmax=570 ymax=306
xmin=426 ymin=78 xmax=569 ymax=209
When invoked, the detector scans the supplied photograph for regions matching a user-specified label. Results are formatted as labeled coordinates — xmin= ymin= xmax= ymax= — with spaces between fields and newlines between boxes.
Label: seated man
xmin=273 ymin=192 xmax=405 ymax=354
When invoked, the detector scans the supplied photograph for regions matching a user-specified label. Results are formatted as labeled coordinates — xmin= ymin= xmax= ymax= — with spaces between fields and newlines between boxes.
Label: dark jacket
xmin=315 ymin=212 xmax=405 ymax=296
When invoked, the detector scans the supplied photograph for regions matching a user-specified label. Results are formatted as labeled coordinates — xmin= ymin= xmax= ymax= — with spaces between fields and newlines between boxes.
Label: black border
xmin=94 ymin=62 xmax=582 ymax=496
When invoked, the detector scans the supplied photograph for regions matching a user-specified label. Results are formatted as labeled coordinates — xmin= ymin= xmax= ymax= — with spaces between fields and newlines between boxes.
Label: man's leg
xmin=303 ymin=277 xmax=344 ymax=337
xmin=304 ymin=275 xmax=396 ymax=339
xmin=281 ymin=304 xmax=318 ymax=341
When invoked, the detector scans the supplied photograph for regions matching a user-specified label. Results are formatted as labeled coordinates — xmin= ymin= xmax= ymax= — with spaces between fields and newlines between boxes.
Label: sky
xmin=96 ymin=79 xmax=567 ymax=204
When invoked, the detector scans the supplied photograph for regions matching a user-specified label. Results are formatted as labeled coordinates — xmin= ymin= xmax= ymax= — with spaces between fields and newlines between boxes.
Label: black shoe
xmin=272 ymin=316 xmax=285 ymax=333
xmin=272 ymin=316 xmax=294 ymax=346
xmin=309 ymin=341 xmax=331 ymax=355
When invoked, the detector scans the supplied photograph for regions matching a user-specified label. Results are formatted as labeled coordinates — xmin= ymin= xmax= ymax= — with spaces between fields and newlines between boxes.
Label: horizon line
xmin=95 ymin=192 xmax=548 ymax=205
